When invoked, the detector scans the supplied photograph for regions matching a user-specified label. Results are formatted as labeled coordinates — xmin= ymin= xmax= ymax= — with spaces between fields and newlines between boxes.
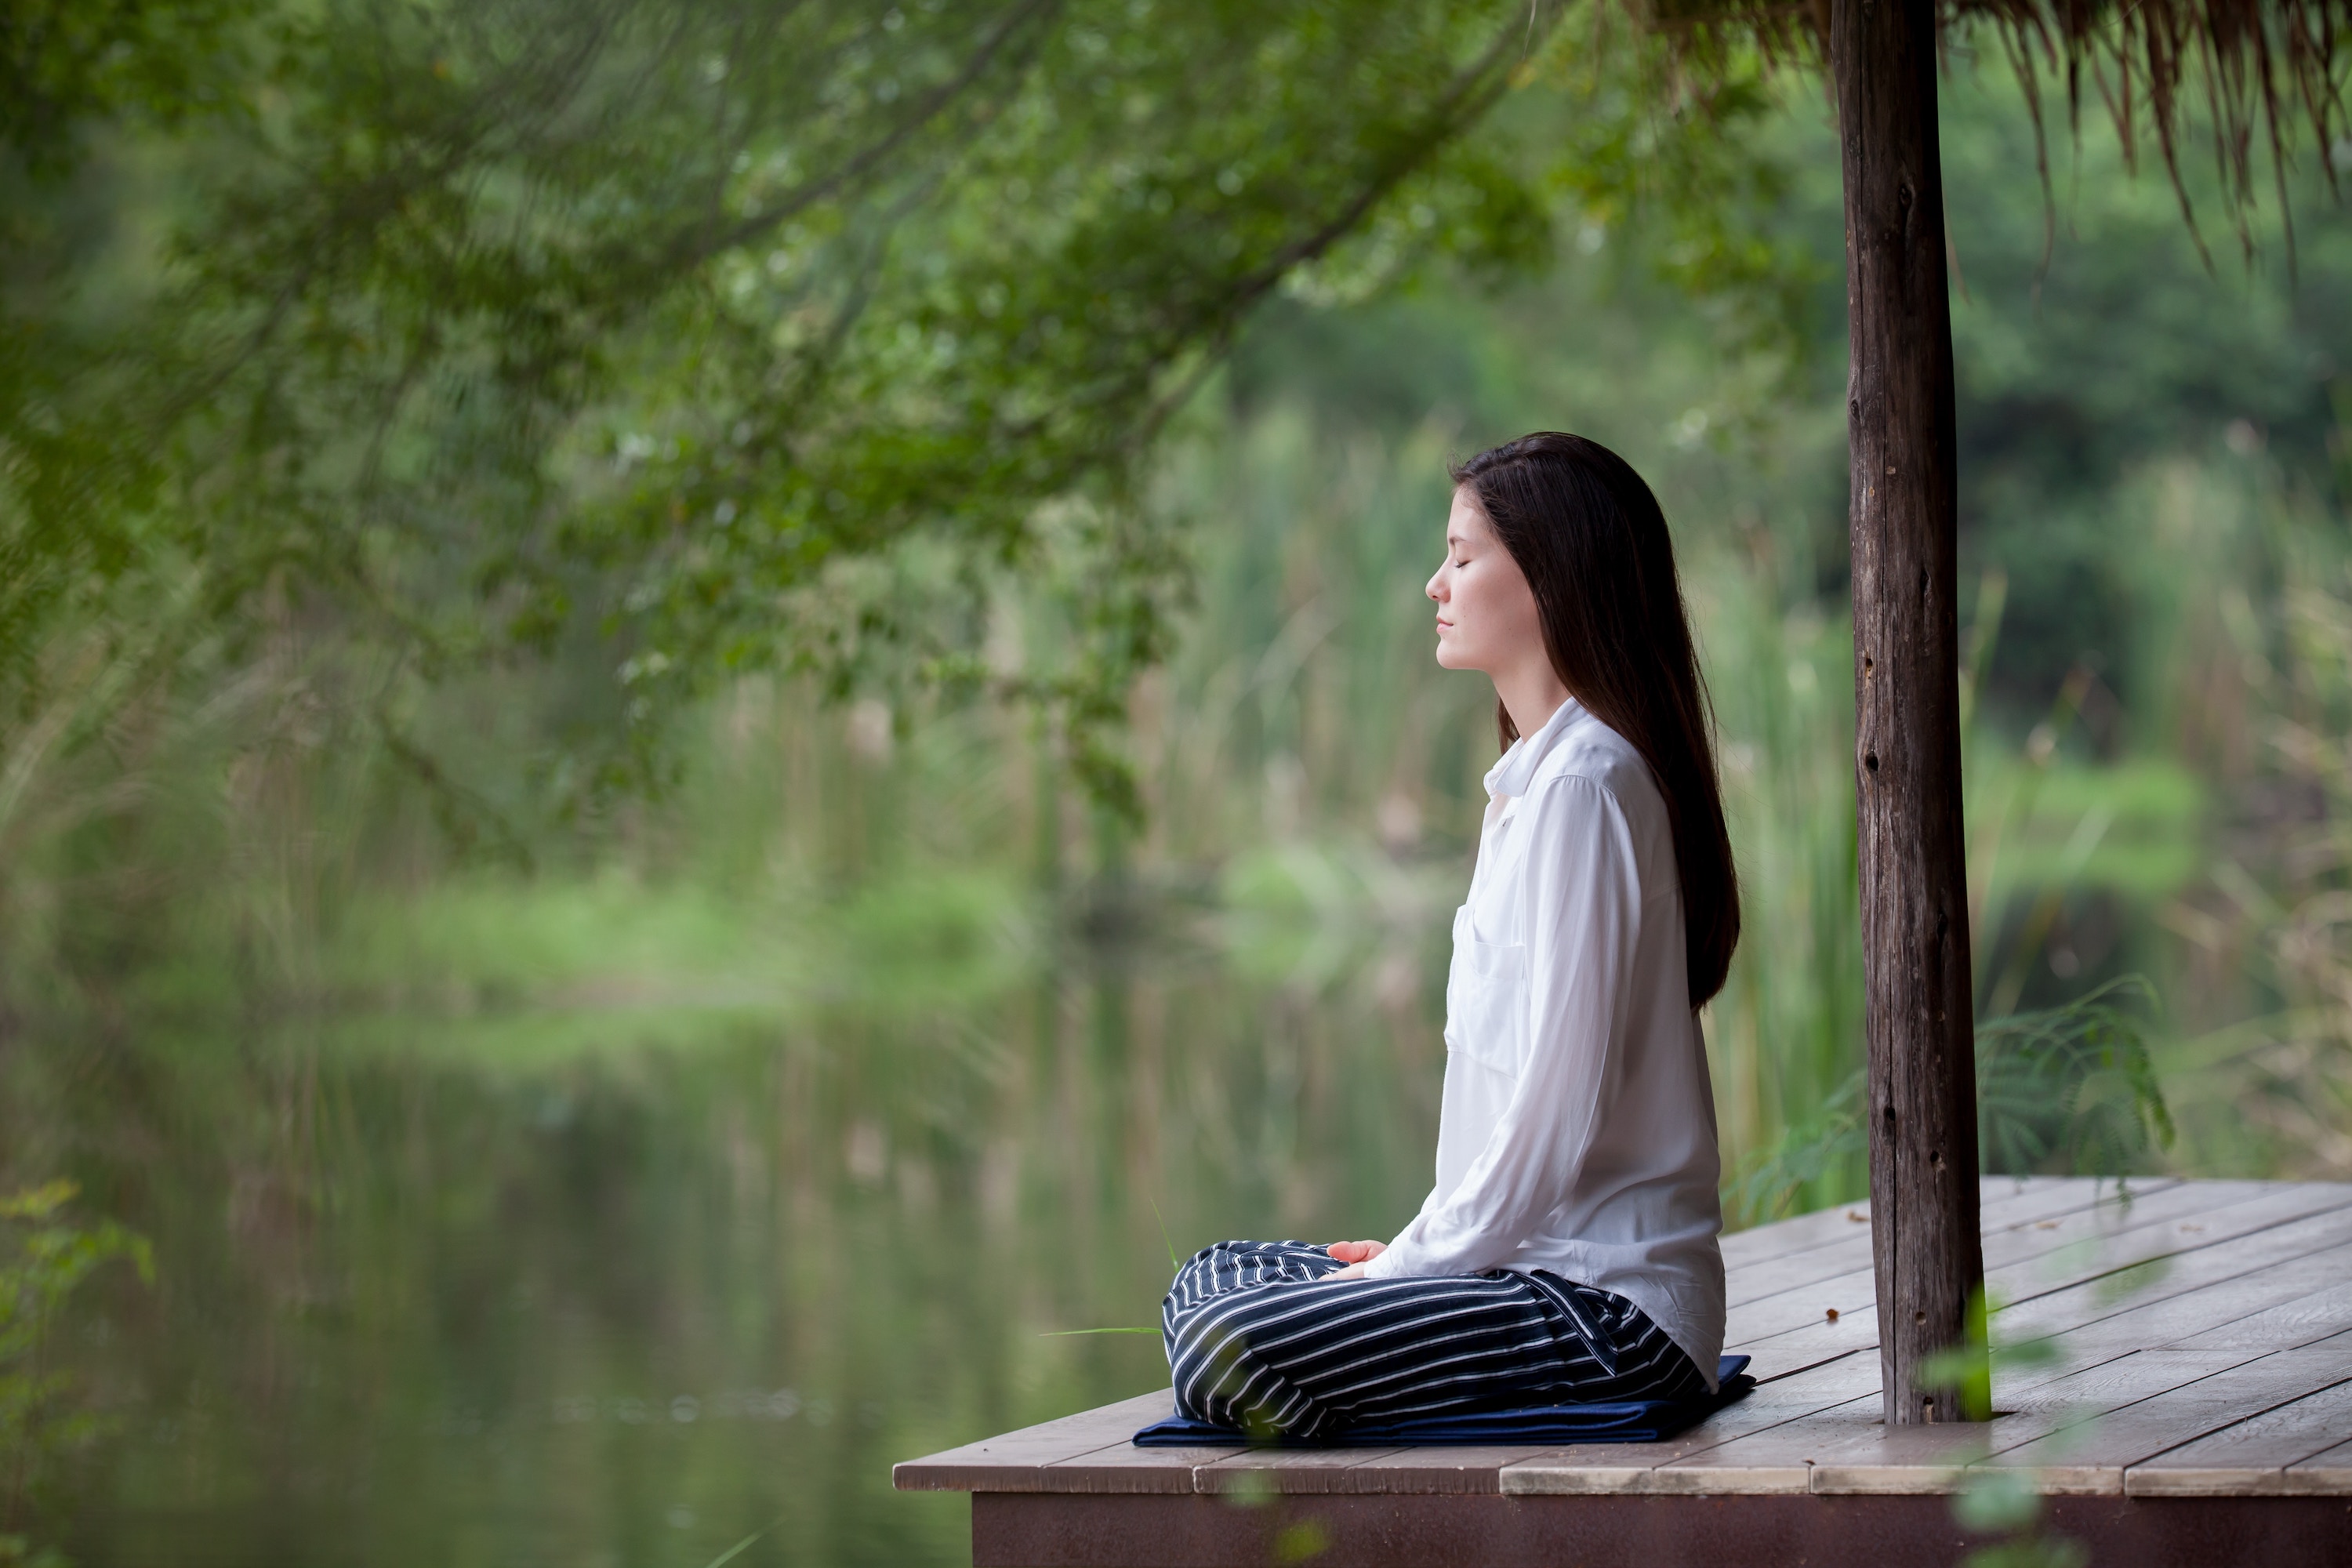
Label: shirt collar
xmin=1484 ymin=695 xmax=1585 ymax=800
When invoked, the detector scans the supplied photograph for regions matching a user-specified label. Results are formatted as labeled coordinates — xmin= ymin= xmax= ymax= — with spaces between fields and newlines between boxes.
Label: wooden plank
xmin=2167 ymin=1276 xmax=2352 ymax=1352
xmin=1983 ymin=1334 xmax=2352 ymax=1494
xmin=1037 ymin=1436 xmax=1244 ymax=1496
xmin=1721 ymin=1199 xmax=1876 ymax=1270
xmin=1976 ymin=1176 xmax=2188 ymax=1238
xmin=2001 ymin=1212 xmax=2352 ymax=1332
xmin=2285 ymin=1436 xmax=2352 ymax=1495
xmin=1726 ymin=1179 xmax=2280 ymax=1352
xmin=1687 ymin=1350 xmax=2255 ymax=1494
xmin=1190 ymin=1446 xmax=1410 ymax=1496
xmin=893 ymin=1391 xmax=1174 ymax=1491
xmin=1995 ymin=1221 xmax=2352 ymax=1362
xmin=2125 ymin=1379 xmax=2352 ymax=1495
xmin=1719 ymin=1177 xmax=2136 ymax=1272
xmin=1804 ymin=1298 xmax=2352 ymax=1495
xmin=1333 ymin=1444 xmax=1562 ymax=1494
xmin=1720 ymin=1201 xmax=1871 ymax=1270
xmin=1723 ymin=1178 xmax=2182 ymax=1308
xmin=1979 ymin=1174 xmax=2184 ymax=1221
xmin=897 ymin=1180 xmax=2128 ymax=1495
xmin=1729 ymin=1182 xmax=2352 ymax=1375
xmin=1733 ymin=1304 xmax=1883 ymax=1383
xmin=1679 ymin=1401 xmax=1968 ymax=1496
xmin=1976 ymin=1181 xmax=2352 ymax=1274
xmin=1627 ymin=1395 xmax=1900 ymax=1495
xmin=1501 ymin=1351 xmax=1886 ymax=1494
xmin=898 ymin=1184 xmax=2352 ymax=1504
xmin=1624 ymin=1350 xmax=2180 ymax=1501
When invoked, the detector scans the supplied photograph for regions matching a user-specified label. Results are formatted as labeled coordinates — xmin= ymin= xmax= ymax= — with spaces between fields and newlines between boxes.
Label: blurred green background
xmin=5 ymin=5 xmax=2352 ymax=1565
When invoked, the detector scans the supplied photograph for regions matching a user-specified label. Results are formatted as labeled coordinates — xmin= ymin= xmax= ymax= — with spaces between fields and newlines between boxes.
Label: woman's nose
xmin=1425 ymin=569 xmax=1444 ymax=601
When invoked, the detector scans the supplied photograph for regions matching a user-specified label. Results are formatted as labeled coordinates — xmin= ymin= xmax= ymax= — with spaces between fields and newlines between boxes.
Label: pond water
xmin=35 ymin=910 xmax=1454 ymax=1568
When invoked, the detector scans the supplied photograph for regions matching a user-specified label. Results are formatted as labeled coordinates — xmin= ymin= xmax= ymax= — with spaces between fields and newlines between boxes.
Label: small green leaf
xmin=695 ymin=1514 xmax=787 ymax=1568
xmin=1150 ymin=1198 xmax=1181 ymax=1272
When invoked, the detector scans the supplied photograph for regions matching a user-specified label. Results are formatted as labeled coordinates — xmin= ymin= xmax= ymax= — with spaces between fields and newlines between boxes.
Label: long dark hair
xmin=1450 ymin=432 xmax=1740 ymax=1008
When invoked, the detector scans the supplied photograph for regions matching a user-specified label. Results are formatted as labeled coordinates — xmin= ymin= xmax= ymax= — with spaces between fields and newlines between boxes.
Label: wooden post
xmin=1831 ymin=0 xmax=1987 ymax=1425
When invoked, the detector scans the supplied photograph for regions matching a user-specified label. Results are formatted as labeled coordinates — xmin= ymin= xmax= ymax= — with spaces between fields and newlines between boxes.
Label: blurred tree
xmin=2 ymin=0 xmax=1592 ymax=813
xmin=2 ymin=0 xmax=259 ymax=169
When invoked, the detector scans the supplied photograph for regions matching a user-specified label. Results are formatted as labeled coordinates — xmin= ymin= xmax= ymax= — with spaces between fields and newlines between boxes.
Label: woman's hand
xmin=1322 ymin=1240 xmax=1386 ymax=1281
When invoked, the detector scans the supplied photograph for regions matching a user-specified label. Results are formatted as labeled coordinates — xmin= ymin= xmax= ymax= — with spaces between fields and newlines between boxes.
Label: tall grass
xmin=0 ymin=390 xmax=2338 ymax=1200
xmin=2154 ymin=473 xmax=2352 ymax=1176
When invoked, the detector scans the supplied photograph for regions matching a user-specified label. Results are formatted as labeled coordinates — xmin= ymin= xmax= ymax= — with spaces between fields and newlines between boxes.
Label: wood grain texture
xmin=2285 ymin=1437 xmax=2352 ymax=1494
xmin=1717 ymin=1167 xmax=2250 ymax=1359
xmin=1501 ymin=1352 xmax=1887 ymax=1494
xmin=1327 ymin=1445 xmax=1559 ymax=1494
xmin=891 ymin=1390 xmax=1168 ymax=1491
xmin=1190 ymin=1446 xmax=1410 ymax=1496
xmin=1724 ymin=1177 xmax=2181 ymax=1308
xmin=892 ymin=1185 xmax=2352 ymax=1505
xmin=1832 ymin=0 xmax=1982 ymax=1427
xmin=1719 ymin=1177 xmax=2143 ymax=1277
xmin=2163 ymin=1269 xmax=2352 ymax=1352
xmin=1984 ymin=1334 xmax=2352 ymax=1494
xmin=1727 ymin=1181 xmax=2352 ymax=1374
xmin=1681 ymin=1349 xmax=2259 ymax=1494
xmin=2125 ymin=1377 xmax=2352 ymax=1495
xmin=2024 ymin=1224 xmax=2352 ymax=1358
xmin=1035 ymin=1440 xmax=1240 ymax=1496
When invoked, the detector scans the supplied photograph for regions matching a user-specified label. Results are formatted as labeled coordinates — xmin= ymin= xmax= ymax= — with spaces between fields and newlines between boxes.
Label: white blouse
xmin=1360 ymin=697 xmax=1726 ymax=1388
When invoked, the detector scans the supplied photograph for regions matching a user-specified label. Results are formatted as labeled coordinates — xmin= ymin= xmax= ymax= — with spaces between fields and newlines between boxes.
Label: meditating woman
xmin=1162 ymin=432 xmax=1739 ymax=1438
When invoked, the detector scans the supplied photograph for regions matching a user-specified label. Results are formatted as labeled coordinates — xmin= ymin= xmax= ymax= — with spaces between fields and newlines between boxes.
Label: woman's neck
xmin=1496 ymin=665 xmax=1573 ymax=742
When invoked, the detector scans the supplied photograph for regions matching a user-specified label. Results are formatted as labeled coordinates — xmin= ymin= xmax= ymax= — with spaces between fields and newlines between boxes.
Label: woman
xmin=1161 ymin=432 xmax=1739 ymax=1439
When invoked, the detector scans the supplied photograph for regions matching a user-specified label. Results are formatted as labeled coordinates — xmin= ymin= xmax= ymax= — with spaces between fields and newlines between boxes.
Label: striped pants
xmin=1162 ymin=1239 xmax=1707 ymax=1439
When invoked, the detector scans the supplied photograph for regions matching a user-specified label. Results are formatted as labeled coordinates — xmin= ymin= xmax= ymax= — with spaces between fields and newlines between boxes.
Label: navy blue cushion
xmin=1131 ymin=1355 xmax=1753 ymax=1447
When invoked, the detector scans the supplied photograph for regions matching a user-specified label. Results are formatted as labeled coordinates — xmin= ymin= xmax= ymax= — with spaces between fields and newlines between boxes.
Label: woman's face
xmin=1427 ymin=486 xmax=1542 ymax=676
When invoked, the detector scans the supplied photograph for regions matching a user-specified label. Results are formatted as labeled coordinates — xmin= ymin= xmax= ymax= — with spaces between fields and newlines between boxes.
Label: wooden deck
xmin=896 ymin=1179 xmax=2352 ymax=1565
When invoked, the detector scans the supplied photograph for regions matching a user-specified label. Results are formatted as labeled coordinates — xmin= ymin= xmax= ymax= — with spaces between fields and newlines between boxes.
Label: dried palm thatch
xmin=1639 ymin=0 xmax=2350 ymax=262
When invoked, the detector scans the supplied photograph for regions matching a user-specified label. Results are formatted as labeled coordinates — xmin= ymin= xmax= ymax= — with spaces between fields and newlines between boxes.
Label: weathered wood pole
xmin=1831 ymin=0 xmax=1987 ymax=1425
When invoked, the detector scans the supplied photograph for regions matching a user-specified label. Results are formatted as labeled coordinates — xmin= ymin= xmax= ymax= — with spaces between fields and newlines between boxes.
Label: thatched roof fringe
xmin=1636 ymin=0 xmax=2352 ymax=263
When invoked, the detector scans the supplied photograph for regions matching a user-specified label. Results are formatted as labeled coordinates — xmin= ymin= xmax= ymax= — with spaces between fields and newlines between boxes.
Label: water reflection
xmin=42 ymin=920 xmax=1446 ymax=1566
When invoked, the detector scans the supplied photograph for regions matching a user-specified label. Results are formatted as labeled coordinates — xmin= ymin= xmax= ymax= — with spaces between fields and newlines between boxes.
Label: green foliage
xmin=1535 ymin=49 xmax=1822 ymax=364
xmin=1722 ymin=1069 xmax=1863 ymax=1228
xmin=0 ymin=1181 xmax=152 ymax=1548
xmin=1955 ymin=1453 xmax=2087 ymax=1568
xmin=2157 ymin=496 xmax=2352 ymax=1175
xmin=10 ymin=18 xmax=2352 ymax=1562
xmin=3 ymin=0 xmax=1580 ymax=818
xmin=1949 ymin=1419 xmax=2087 ymax=1568
xmin=1976 ymin=977 xmax=2174 ymax=1174
xmin=1730 ymin=979 xmax=2176 ymax=1222
xmin=1931 ymin=62 xmax=2352 ymax=724
xmin=1962 ymin=1541 xmax=2088 ymax=1568
xmin=1 ymin=0 xmax=262 ymax=174
xmin=0 ymin=0 xmax=1859 ymax=844
xmin=1271 ymin=1518 xmax=1331 ymax=1563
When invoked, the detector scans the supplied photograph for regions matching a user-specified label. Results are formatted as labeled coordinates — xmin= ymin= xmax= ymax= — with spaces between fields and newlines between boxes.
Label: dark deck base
xmin=975 ymin=1490 xmax=2352 ymax=1567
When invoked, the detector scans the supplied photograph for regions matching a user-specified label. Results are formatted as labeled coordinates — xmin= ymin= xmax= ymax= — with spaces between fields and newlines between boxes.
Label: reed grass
xmin=0 ymin=396 xmax=2303 ymax=1196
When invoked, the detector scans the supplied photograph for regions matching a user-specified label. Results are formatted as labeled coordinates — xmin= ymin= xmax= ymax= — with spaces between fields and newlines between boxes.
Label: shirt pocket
xmin=1444 ymin=904 xmax=1529 ymax=1080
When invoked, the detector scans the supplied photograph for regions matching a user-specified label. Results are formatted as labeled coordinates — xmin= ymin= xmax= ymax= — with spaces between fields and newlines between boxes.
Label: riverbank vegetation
xmin=4 ymin=8 xmax=2351 ymax=1561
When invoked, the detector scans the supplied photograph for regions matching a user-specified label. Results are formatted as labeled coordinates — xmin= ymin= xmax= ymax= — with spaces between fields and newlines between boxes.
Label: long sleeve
xmin=1364 ymin=775 xmax=1644 ymax=1279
